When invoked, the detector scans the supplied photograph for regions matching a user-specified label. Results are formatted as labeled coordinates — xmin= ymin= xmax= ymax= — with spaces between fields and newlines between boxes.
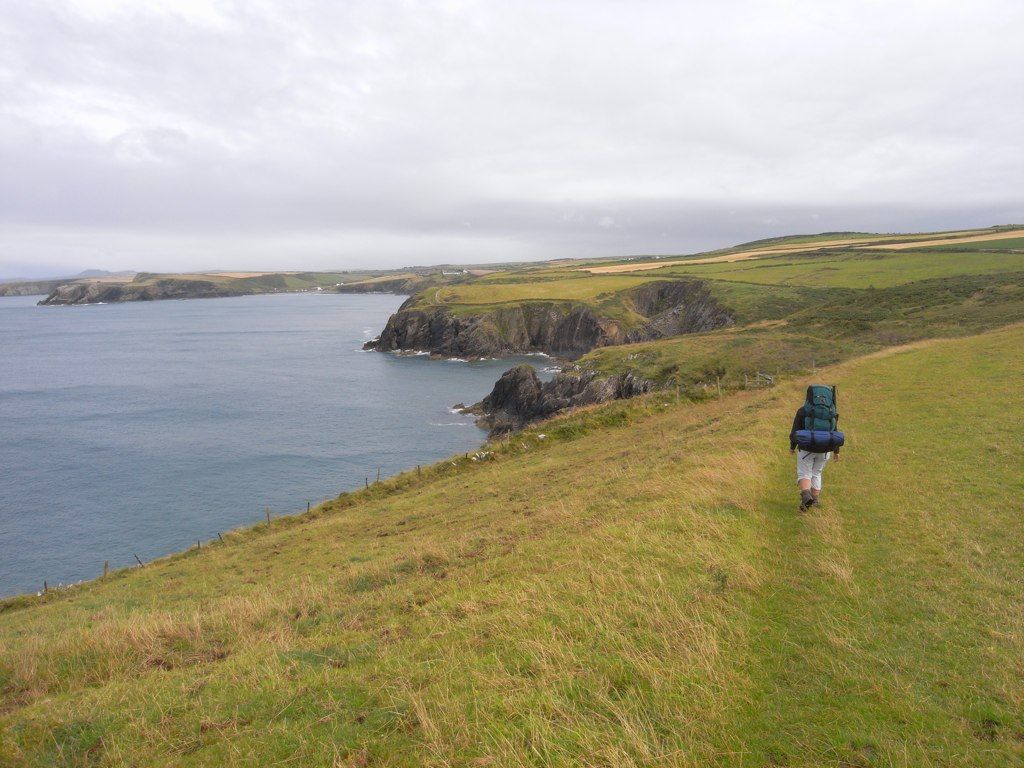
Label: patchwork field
xmin=581 ymin=226 xmax=1024 ymax=273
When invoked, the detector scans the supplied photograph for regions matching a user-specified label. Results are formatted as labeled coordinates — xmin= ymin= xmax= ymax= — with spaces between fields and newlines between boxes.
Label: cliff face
xmin=365 ymin=280 xmax=733 ymax=359
xmin=0 ymin=280 xmax=65 ymax=297
xmin=366 ymin=299 xmax=628 ymax=359
xmin=38 ymin=279 xmax=247 ymax=306
xmin=624 ymin=280 xmax=734 ymax=342
xmin=470 ymin=364 xmax=654 ymax=435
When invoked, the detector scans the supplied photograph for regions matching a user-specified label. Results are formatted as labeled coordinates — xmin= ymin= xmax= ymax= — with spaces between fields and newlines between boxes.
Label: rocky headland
xmin=38 ymin=278 xmax=252 ymax=305
xmin=364 ymin=280 xmax=733 ymax=360
xmin=363 ymin=279 xmax=734 ymax=432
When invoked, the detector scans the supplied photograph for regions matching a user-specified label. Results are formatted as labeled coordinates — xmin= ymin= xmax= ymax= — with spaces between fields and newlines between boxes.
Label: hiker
xmin=789 ymin=385 xmax=844 ymax=512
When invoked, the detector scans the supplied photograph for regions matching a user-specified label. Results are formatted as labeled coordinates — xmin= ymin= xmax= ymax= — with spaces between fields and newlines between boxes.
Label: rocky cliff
xmin=366 ymin=299 xmax=625 ymax=359
xmin=38 ymin=279 xmax=249 ymax=305
xmin=365 ymin=280 xmax=733 ymax=359
xmin=0 ymin=279 xmax=66 ymax=297
xmin=469 ymin=364 xmax=654 ymax=435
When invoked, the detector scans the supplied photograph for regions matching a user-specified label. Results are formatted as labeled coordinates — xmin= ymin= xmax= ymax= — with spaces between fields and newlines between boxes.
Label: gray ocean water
xmin=0 ymin=293 xmax=550 ymax=597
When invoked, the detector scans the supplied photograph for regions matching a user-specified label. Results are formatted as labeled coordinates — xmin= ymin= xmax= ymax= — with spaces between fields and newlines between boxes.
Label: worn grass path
xmin=733 ymin=330 xmax=1024 ymax=766
xmin=1 ymin=327 xmax=1022 ymax=766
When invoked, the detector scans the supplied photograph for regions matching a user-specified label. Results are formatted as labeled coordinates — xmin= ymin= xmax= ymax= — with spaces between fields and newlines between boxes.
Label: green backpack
xmin=802 ymin=385 xmax=838 ymax=431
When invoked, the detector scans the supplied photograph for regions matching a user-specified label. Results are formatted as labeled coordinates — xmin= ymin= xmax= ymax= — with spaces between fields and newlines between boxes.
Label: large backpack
xmin=802 ymin=384 xmax=838 ymax=431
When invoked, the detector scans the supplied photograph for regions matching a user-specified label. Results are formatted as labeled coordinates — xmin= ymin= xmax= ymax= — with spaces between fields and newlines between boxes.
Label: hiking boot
xmin=807 ymin=496 xmax=819 ymax=509
xmin=799 ymin=490 xmax=814 ymax=512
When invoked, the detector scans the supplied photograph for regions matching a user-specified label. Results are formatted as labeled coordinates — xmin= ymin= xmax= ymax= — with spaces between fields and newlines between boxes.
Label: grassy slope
xmin=399 ymin=246 xmax=1022 ymax=341
xmin=912 ymin=237 xmax=1024 ymax=251
xmin=2 ymin=326 xmax=1022 ymax=766
xmin=581 ymin=271 xmax=1024 ymax=386
xmin=650 ymin=249 xmax=1024 ymax=288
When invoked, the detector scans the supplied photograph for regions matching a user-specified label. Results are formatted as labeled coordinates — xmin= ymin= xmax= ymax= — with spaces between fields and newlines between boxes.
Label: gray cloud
xmin=1 ymin=0 xmax=1022 ymax=276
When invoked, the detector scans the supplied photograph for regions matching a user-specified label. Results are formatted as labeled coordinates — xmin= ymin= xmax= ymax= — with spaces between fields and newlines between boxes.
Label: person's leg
xmin=796 ymin=451 xmax=814 ymax=509
xmin=810 ymin=452 xmax=830 ymax=501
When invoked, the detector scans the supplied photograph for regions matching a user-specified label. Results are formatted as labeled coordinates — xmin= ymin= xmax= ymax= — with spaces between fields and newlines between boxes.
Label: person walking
xmin=789 ymin=385 xmax=842 ymax=511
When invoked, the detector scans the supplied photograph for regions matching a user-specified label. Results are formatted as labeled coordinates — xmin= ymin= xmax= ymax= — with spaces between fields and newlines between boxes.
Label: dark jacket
xmin=790 ymin=408 xmax=840 ymax=453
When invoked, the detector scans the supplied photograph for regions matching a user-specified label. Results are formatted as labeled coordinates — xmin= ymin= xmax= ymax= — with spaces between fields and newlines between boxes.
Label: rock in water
xmin=474 ymin=364 xmax=654 ymax=435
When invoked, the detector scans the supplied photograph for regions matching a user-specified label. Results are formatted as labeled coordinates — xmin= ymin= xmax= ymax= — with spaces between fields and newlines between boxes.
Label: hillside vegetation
xmin=395 ymin=227 xmax=1024 ymax=325
xmin=2 ymin=325 xmax=1022 ymax=766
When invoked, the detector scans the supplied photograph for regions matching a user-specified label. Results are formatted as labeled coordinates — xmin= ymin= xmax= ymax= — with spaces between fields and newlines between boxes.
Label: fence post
xmin=307 ymin=501 xmax=310 ymax=513
xmin=43 ymin=580 xmax=48 ymax=594
xmin=102 ymin=561 xmax=109 ymax=578
xmin=265 ymin=507 xmax=271 ymax=525
xmin=134 ymin=554 xmax=145 ymax=567
xmin=218 ymin=532 xmax=224 ymax=544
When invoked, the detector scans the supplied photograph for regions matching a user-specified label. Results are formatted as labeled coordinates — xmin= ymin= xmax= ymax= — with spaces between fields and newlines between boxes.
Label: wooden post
xmin=265 ymin=507 xmax=271 ymax=525
xmin=197 ymin=539 xmax=201 ymax=550
xmin=102 ymin=561 xmax=109 ymax=578
xmin=417 ymin=464 xmax=421 ymax=477
xmin=307 ymin=501 xmax=310 ymax=513
xmin=43 ymin=580 xmax=48 ymax=594
xmin=376 ymin=467 xmax=381 ymax=483
xmin=134 ymin=554 xmax=145 ymax=567
xmin=217 ymin=532 xmax=224 ymax=544
xmin=365 ymin=477 xmax=369 ymax=488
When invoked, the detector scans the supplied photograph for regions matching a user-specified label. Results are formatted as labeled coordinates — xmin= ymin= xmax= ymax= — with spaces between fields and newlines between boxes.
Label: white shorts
xmin=796 ymin=450 xmax=831 ymax=491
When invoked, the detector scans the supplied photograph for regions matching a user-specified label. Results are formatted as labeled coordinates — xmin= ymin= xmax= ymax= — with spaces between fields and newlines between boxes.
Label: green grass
xmin=2 ymin=325 xmax=1022 ymax=765
xmin=911 ymin=236 xmax=1024 ymax=251
xmin=652 ymin=249 xmax=1024 ymax=288
xmin=581 ymin=271 xmax=1024 ymax=387
xmin=424 ymin=274 xmax=657 ymax=306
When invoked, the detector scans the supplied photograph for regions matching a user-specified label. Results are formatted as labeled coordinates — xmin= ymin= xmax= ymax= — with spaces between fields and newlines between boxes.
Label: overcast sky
xmin=1 ymin=0 xmax=1022 ymax=277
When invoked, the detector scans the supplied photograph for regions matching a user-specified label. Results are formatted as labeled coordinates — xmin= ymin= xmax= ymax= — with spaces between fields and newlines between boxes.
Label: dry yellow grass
xmin=860 ymin=228 xmax=1024 ymax=250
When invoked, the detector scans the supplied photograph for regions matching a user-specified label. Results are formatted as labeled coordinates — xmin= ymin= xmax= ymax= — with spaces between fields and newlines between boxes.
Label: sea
xmin=0 ymin=292 xmax=552 ymax=597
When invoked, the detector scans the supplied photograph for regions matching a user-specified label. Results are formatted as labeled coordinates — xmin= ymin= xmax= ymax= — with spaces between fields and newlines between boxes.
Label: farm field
xmin=408 ymin=245 xmax=1023 ymax=318
xmin=581 ymin=227 xmax=1024 ymax=274
xmin=650 ymin=249 xmax=1024 ymax=288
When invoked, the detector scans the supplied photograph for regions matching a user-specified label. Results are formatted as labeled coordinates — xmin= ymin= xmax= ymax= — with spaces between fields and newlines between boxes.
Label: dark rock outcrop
xmin=365 ymin=280 xmax=733 ymax=360
xmin=365 ymin=300 xmax=628 ymax=359
xmin=471 ymin=364 xmax=654 ymax=435
xmin=625 ymin=280 xmax=735 ymax=342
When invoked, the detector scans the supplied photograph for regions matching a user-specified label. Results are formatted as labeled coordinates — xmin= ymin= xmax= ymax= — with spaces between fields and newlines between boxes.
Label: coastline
xmin=0 ymin=292 xmax=532 ymax=599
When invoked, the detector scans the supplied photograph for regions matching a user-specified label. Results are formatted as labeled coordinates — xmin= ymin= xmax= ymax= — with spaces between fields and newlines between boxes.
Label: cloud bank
xmin=1 ymin=0 xmax=1022 ymax=276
